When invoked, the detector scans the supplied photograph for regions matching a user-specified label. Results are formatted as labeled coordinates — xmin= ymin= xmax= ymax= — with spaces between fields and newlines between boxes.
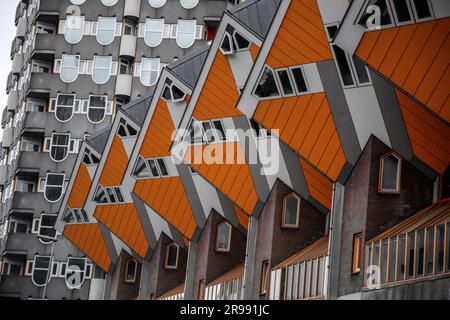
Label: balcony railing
xmin=364 ymin=201 xmax=450 ymax=288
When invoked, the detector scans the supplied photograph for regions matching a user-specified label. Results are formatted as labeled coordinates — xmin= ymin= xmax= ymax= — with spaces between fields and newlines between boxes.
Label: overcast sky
xmin=0 ymin=1 xmax=21 ymax=141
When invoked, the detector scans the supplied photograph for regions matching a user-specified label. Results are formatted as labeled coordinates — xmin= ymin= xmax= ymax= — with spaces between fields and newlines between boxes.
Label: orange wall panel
xmin=266 ymin=0 xmax=332 ymax=68
xmin=253 ymin=93 xmax=345 ymax=182
xmin=396 ymin=90 xmax=450 ymax=175
xmin=133 ymin=177 xmax=197 ymax=240
xmin=64 ymin=223 xmax=112 ymax=272
xmin=356 ymin=18 xmax=450 ymax=123
xmin=193 ymin=51 xmax=242 ymax=121
xmin=300 ymin=159 xmax=333 ymax=210
xmin=67 ymin=164 xmax=91 ymax=209
xmin=140 ymin=99 xmax=175 ymax=158
xmin=94 ymin=204 xmax=149 ymax=258
xmin=99 ymin=136 xmax=129 ymax=187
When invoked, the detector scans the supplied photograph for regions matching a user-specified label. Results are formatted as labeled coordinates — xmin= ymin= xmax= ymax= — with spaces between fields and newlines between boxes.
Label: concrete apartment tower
xmin=0 ymin=0 xmax=231 ymax=300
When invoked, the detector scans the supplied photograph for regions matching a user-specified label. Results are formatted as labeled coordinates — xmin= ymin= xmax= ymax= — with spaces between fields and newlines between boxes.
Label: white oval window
xmin=148 ymin=0 xmax=166 ymax=8
xmin=60 ymin=55 xmax=80 ymax=83
xmin=101 ymin=0 xmax=119 ymax=6
xmin=140 ymin=58 xmax=160 ymax=86
xmin=55 ymin=94 xmax=76 ymax=122
xmin=65 ymin=15 xmax=85 ymax=44
xmin=44 ymin=173 xmax=65 ymax=203
xmin=97 ymin=17 xmax=117 ymax=46
xmin=88 ymin=95 xmax=108 ymax=124
xmin=65 ymin=257 xmax=87 ymax=289
xmin=70 ymin=0 xmax=87 ymax=5
xmin=92 ymin=56 xmax=112 ymax=84
xmin=180 ymin=0 xmax=199 ymax=9
xmin=176 ymin=20 xmax=196 ymax=49
xmin=144 ymin=19 xmax=165 ymax=48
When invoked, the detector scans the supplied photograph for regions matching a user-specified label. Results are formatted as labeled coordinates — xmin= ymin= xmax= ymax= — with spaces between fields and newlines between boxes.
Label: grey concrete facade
xmin=0 ymin=0 xmax=230 ymax=300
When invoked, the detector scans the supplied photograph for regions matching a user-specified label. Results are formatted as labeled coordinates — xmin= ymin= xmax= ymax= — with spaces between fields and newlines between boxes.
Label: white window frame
xmin=143 ymin=19 xmax=165 ymax=47
xmin=176 ymin=20 xmax=197 ymax=49
xmin=96 ymin=16 xmax=117 ymax=46
xmin=137 ymin=58 xmax=160 ymax=87
xmin=164 ymin=243 xmax=179 ymax=270
xmin=87 ymin=95 xmax=108 ymax=124
xmin=216 ymin=221 xmax=232 ymax=253
xmin=282 ymin=193 xmax=301 ymax=229
xmin=43 ymin=173 xmax=66 ymax=203
xmin=48 ymin=133 xmax=71 ymax=162
xmin=64 ymin=15 xmax=85 ymax=44
xmin=91 ymin=56 xmax=113 ymax=84
xmin=31 ymin=256 xmax=52 ymax=287
xmin=38 ymin=213 xmax=58 ymax=241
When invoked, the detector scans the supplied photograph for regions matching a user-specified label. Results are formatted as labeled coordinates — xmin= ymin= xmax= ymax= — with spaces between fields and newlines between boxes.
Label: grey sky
xmin=0 ymin=1 xmax=20 ymax=141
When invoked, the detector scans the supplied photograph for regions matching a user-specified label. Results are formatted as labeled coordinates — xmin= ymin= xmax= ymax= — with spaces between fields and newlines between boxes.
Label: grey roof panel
xmin=167 ymin=45 xmax=210 ymax=88
xmin=122 ymin=93 xmax=153 ymax=126
xmin=86 ymin=127 xmax=111 ymax=153
xmin=229 ymin=0 xmax=280 ymax=39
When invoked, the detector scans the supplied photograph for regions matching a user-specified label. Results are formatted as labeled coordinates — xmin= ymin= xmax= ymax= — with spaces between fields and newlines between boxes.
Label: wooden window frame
xmin=124 ymin=258 xmax=138 ymax=284
xmin=164 ymin=243 xmax=179 ymax=270
xmin=378 ymin=151 xmax=402 ymax=195
xmin=260 ymin=260 xmax=269 ymax=296
xmin=215 ymin=221 xmax=232 ymax=253
xmin=352 ymin=233 xmax=363 ymax=274
xmin=281 ymin=193 xmax=301 ymax=229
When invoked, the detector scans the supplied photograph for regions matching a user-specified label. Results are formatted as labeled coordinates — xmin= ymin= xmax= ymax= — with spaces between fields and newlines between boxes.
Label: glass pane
xmin=167 ymin=245 xmax=178 ymax=267
xmin=333 ymin=45 xmax=354 ymax=86
xmin=298 ymin=263 xmax=305 ymax=299
xmin=358 ymin=0 xmax=392 ymax=28
xmin=381 ymin=155 xmax=399 ymax=190
xmin=435 ymin=224 xmax=445 ymax=273
xmin=311 ymin=259 xmax=318 ymax=297
xmin=277 ymin=70 xmax=294 ymax=96
xmin=148 ymin=159 xmax=160 ymax=177
xmin=446 ymin=223 xmax=450 ymax=272
xmin=279 ymin=268 xmax=286 ymax=300
xmin=134 ymin=157 xmax=150 ymax=178
xmin=304 ymin=261 xmax=311 ymax=299
xmin=425 ymin=227 xmax=435 ymax=275
xmin=392 ymin=0 xmax=412 ymax=22
xmin=380 ymin=239 xmax=388 ymax=284
xmin=292 ymin=263 xmax=299 ymax=300
xmin=352 ymin=56 xmax=370 ymax=84
xmin=286 ymin=265 xmax=293 ymax=300
xmin=284 ymin=195 xmax=299 ymax=226
xmin=317 ymin=257 xmax=324 ymax=296
xmin=388 ymin=237 xmax=397 ymax=283
xmin=413 ymin=0 xmax=432 ymax=19
xmin=406 ymin=232 xmax=415 ymax=278
xmin=254 ymin=67 xmax=280 ymax=98
xmin=416 ymin=230 xmax=424 ymax=276
xmin=291 ymin=67 xmax=308 ymax=93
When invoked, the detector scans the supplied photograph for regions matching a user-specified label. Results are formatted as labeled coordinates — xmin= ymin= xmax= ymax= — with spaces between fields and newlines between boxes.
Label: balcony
xmin=15 ymin=151 xmax=77 ymax=176
xmin=16 ymin=16 xmax=27 ymax=39
xmin=115 ymin=74 xmax=133 ymax=97
xmin=204 ymin=264 xmax=244 ymax=300
xmin=124 ymin=0 xmax=141 ymax=19
xmin=12 ymin=53 xmax=24 ymax=75
xmin=11 ymin=192 xmax=45 ymax=211
xmin=25 ymin=72 xmax=52 ymax=95
xmin=0 ymin=275 xmax=36 ymax=298
xmin=120 ymin=35 xmax=137 ymax=58
xmin=2 ymin=127 xmax=14 ymax=150
xmin=7 ymin=90 xmax=19 ymax=112
xmin=29 ymin=33 xmax=57 ymax=62
xmin=5 ymin=232 xmax=42 ymax=258
xmin=0 ymin=165 xmax=7 ymax=186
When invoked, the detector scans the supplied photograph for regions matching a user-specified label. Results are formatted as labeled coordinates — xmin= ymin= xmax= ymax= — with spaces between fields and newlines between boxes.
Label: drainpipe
xmin=243 ymin=215 xmax=258 ymax=300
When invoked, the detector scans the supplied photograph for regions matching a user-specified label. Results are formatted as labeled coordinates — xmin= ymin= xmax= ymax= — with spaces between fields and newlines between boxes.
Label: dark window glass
xmin=291 ymin=67 xmax=308 ymax=93
xmin=381 ymin=155 xmax=400 ymax=191
xmin=106 ymin=188 xmax=117 ymax=203
xmin=114 ymin=187 xmax=124 ymax=203
xmin=162 ymin=85 xmax=172 ymax=101
xmin=352 ymin=56 xmax=371 ymax=84
xmin=133 ymin=157 xmax=150 ymax=178
xmin=333 ymin=45 xmax=354 ymax=86
xmin=406 ymin=232 xmax=415 ymax=278
xmin=388 ymin=237 xmax=397 ymax=282
xmin=283 ymin=195 xmax=299 ymax=227
xmin=397 ymin=235 xmax=406 ymax=281
xmin=202 ymin=121 xmax=216 ymax=143
xmin=425 ymin=228 xmax=434 ymax=275
xmin=125 ymin=259 xmax=137 ymax=282
xmin=416 ymin=230 xmax=424 ymax=276
xmin=413 ymin=0 xmax=432 ymax=19
xmin=393 ymin=0 xmax=412 ymax=22
xmin=220 ymin=33 xmax=233 ymax=54
xmin=157 ymin=159 xmax=169 ymax=177
xmin=147 ymin=159 xmax=160 ymax=177
xmin=233 ymin=32 xmax=250 ymax=50
xmin=255 ymin=67 xmax=280 ymax=98
xmin=277 ymin=70 xmax=294 ymax=96
xmin=213 ymin=120 xmax=226 ymax=141
xmin=436 ymin=224 xmax=445 ymax=273
xmin=172 ymin=86 xmax=185 ymax=101
xmin=358 ymin=0 xmax=392 ymax=28
xmin=326 ymin=25 xmax=338 ymax=40
xmin=166 ymin=244 xmax=178 ymax=268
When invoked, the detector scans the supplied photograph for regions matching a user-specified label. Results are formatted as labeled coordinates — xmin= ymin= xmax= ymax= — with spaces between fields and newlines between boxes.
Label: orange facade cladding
xmin=266 ymin=0 xmax=332 ymax=68
xmin=140 ymin=99 xmax=175 ymax=159
xmin=396 ymin=90 xmax=450 ymax=175
xmin=94 ymin=203 xmax=149 ymax=258
xmin=250 ymin=43 xmax=260 ymax=61
xmin=192 ymin=50 xmax=243 ymax=121
xmin=253 ymin=93 xmax=346 ymax=182
xmin=67 ymin=163 xmax=91 ymax=209
xmin=184 ymin=142 xmax=259 ymax=215
xmin=133 ymin=177 xmax=197 ymax=240
xmin=64 ymin=223 xmax=112 ymax=272
xmin=356 ymin=18 xmax=450 ymax=123
xmin=299 ymin=159 xmax=333 ymax=210
xmin=99 ymin=135 xmax=129 ymax=187
xmin=234 ymin=205 xmax=249 ymax=230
